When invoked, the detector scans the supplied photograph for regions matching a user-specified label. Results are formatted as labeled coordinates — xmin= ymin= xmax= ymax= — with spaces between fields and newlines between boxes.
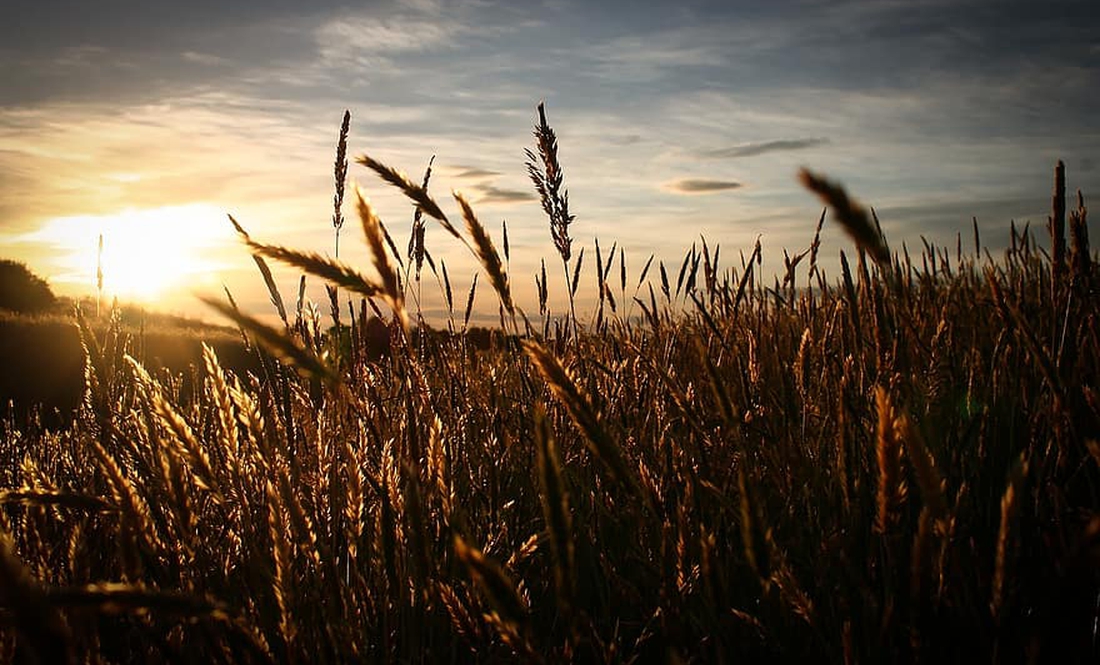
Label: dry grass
xmin=0 ymin=104 xmax=1097 ymax=664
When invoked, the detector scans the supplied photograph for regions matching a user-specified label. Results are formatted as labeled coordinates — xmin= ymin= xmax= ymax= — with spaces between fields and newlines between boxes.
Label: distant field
xmin=0 ymin=308 xmax=255 ymax=426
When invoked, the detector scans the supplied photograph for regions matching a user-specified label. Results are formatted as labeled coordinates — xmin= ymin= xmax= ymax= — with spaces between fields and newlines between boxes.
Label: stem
xmin=562 ymin=256 xmax=578 ymax=342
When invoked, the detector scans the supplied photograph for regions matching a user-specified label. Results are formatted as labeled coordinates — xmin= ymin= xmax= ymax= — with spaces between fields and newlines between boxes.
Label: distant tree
xmin=0 ymin=259 xmax=57 ymax=314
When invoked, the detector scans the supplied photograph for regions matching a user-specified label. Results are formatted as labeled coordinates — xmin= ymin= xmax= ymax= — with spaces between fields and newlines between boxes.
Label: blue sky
xmin=1 ymin=0 xmax=1097 ymax=323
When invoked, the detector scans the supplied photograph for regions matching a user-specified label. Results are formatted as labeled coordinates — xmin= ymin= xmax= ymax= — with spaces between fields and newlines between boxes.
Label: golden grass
xmin=0 ymin=104 xmax=1095 ymax=663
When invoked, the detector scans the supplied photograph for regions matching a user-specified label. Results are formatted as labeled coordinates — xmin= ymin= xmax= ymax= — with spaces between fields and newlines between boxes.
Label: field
xmin=0 ymin=305 xmax=257 ymax=429
xmin=0 ymin=109 xmax=1097 ymax=664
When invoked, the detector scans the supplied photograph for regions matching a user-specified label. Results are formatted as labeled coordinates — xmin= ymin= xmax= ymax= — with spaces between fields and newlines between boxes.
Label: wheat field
xmin=0 ymin=106 xmax=1097 ymax=664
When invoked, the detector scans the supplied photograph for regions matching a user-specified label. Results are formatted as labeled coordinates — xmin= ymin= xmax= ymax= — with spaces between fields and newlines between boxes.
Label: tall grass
xmin=0 ymin=105 xmax=1097 ymax=664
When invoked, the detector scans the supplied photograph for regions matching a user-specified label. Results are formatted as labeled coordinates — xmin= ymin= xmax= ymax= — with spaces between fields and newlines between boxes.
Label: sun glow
xmin=32 ymin=204 xmax=234 ymax=302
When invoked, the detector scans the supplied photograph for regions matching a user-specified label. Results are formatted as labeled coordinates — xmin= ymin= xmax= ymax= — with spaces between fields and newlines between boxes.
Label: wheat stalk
xmin=202 ymin=296 xmax=335 ymax=385
xmin=0 ymin=489 xmax=115 ymax=512
xmin=991 ymin=454 xmax=1028 ymax=621
xmin=356 ymin=153 xmax=461 ymax=240
xmin=354 ymin=186 xmax=408 ymax=330
xmin=453 ymin=534 xmax=529 ymax=630
xmin=533 ymin=406 xmax=574 ymax=609
xmin=895 ymin=413 xmax=947 ymax=521
xmin=523 ymin=340 xmax=644 ymax=504
xmin=799 ymin=168 xmax=891 ymax=269
xmin=874 ymin=386 xmax=906 ymax=533
xmin=454 ymin=190 xmax=514 ymax=317
xmin=332 ymin=109 xmax=351 ymax=258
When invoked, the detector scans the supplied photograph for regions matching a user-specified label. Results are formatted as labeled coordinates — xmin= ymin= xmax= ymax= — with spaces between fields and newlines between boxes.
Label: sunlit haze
xmin=17 ymin=204 xmax=233 ymax=301
xmin=1 ymin=0 xmax=1097 ymax=324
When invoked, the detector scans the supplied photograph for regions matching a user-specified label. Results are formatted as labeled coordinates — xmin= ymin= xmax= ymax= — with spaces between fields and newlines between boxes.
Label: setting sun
xmin=30 ymin=204 xmax=234 ymax=302
xmin=1 ymin=1 xmax=1097 ymax=661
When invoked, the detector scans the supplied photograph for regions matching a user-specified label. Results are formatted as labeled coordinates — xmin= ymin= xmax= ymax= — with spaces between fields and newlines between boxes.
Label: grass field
xmin=0 ymin=304 xmax=257 ymax=428
xmin=0 ymin=108 xmax=1097 ymax=664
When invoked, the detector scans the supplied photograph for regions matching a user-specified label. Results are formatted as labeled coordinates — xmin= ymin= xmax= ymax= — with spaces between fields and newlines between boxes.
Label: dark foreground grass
xmin=0 ymin=109 xmax=1097 ymax=664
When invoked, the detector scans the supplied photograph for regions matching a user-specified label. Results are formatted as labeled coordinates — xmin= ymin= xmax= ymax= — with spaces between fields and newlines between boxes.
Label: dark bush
xmin=0 ymin=259 xmax=57 ymax=313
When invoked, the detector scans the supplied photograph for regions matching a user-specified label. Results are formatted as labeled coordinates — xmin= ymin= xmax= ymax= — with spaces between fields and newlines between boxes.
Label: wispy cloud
xmin=664 ymin=179 xmax=743 ymax=194
xmin=52 ymin=46 xmax=112 ymax=68
xmin=316 ymin=15 xmax=462 ymax=62
xmin=578 ymin=23 xmax=756 ymax=84
xmin=468 ymin=183 xmax=536 ymax=204
xmin=313 ymin=3 xmax=534 ymax=75
xmin=182 ymin=51 xmax=228 ymax=66
xmin=703 ymin=138 xmax=830 ymax=159
xmin=608 ymin=134 xmax=644 ymax=146
xmin=451 ymin=166 xmax=502 ymax=179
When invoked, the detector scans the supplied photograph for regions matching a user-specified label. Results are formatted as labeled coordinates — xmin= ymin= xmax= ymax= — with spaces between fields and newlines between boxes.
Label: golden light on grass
xmin=27 ymin=203 xmax=232 ymax=302
xmin=0 ymin=99 xmax=1094 ymax=663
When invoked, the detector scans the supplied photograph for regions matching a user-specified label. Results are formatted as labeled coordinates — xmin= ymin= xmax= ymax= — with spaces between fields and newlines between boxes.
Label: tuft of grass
xmin=523 ymin=339 xmax=643 ymax=504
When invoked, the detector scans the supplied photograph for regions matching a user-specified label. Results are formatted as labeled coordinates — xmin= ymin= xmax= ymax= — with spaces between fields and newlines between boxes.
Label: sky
xmin=1 ymin=0 xmax=1097 ymax=325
